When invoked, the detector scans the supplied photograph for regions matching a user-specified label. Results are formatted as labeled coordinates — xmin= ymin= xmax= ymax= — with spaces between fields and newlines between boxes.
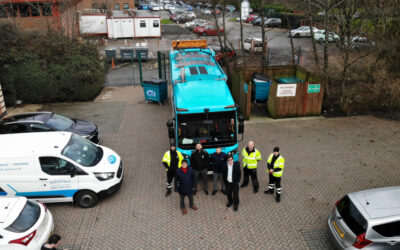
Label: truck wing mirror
xmin=238 ymin=114 xmax=244 ymax=135
xmin=167 ymin=120 xmax=175 ymax=139
xmin=167 ymin=120 xmax=174 ymax=128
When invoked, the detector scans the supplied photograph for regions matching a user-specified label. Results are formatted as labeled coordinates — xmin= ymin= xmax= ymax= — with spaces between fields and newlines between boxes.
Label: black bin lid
xmin=143 ymin=78 xmax=167 ymax=85
xmin=253 ymin=73 xmax=270 ymax=81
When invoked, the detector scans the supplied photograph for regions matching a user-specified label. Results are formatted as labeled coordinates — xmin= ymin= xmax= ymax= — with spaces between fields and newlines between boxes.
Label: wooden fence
xmin=231 ymin=65 xmax=324 ymax=119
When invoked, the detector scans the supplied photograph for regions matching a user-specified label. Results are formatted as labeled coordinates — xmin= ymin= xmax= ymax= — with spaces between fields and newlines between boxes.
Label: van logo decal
xmin=107 ymin=155 xmax=117 ymax=164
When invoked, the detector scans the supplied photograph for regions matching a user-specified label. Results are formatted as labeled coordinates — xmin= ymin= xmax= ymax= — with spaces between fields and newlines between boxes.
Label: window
xmin=61 ymin=134 xmax=103 ymax=167
xmin=40 ymin=3 xmax=52 ymax=16
xmin=153 ymin=20 xmax=159 ymax=27
xmin=44 ymin=114 xmax=74 ymax=130
xmin=373 ymin=221 xmax=400 ymax=237
xmin=30 ymin=4 xmax=40 ymax=17
xmin=5 ymin=201 xmax=40 ymax=233
xmin=189 ymin=67 xmax=198 ymax=75
xmin=336 ymin=195 xmax=368 ymax=235
xmin=198 ymin=66 xmax=207 ymax=74
xmin=123 ymin=3 xmax=129 ymax=9
xmin=19 ymin=4 xmax=29 ymax=17
xmin=39 ymin=157 xmax=75 ymax=175
xmin=4 ymin=124 xmax=28 ymax=133
xmin=140 ymin=20 xmax=146 ymax=28
xmin=0 ymin=5 xmax=8 ymax=18
xmin=30 ymin=123 xmax=52 ymax=132
xmin=114 ymin=3 xmax=120 ymax=10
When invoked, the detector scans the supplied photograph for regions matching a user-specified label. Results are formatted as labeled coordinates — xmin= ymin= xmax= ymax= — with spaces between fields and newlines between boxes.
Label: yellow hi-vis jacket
xmin=267 ymin=153 xmax=285 ymax=177
xmin=162 ymin=150 xmax=183 ymax=171
xmin=242 ymin=148 xmax=262 ymax=169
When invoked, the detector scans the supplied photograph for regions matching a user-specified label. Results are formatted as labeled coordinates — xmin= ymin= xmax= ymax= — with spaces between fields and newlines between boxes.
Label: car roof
xmin=349 ymin=186 xmax=400 ymax=220
xmin=0 ymin=196 xmax=27 ymax=228
xmin=0 ymin=131 xmax=72 ymax=158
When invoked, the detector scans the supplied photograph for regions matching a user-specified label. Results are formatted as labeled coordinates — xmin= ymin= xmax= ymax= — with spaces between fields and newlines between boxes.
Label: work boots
xmin=165 ymin=189 xmax=172 ymax=197
xmin=276 ymin=194 xmax=281 ymax=203
xmin=264 ymin=189 xmax=274 ymax=194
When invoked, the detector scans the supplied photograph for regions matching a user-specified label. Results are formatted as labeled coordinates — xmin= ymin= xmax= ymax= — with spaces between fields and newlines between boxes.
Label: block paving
xmin=43 ymin=86 xmax=400 ymax=249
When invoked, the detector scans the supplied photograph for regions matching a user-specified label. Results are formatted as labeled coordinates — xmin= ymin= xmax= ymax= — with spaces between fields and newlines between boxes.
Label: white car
xmin=0 ymin=197 xmax=54 ymax=250
xmin=201 ymin=9 xmax=211 ymax=15
xmin=313 ymin=30 xmax=340 ymax=43
xmin=164 ymin=3 xmax=175 ymax=10
xmin=186 ymin=11 xmax=196 ymax=18
xmin=289 ymin=26 xmax=320 ymax=38
xmin=243 ymin=38 xmax=263 ymax=52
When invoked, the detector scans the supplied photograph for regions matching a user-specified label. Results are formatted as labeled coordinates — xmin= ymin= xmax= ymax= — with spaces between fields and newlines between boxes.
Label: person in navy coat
xmin=175 ymin=160 xmax=198 ymax=214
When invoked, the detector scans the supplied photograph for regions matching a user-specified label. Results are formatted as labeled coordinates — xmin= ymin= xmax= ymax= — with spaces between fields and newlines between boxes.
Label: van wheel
xmin=75 ymin=190 xmax=98 ymax=208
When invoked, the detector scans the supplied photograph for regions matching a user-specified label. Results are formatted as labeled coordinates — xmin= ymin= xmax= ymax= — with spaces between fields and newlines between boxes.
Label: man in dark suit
xmin=222 ymin=155 xmax=241 ymax=211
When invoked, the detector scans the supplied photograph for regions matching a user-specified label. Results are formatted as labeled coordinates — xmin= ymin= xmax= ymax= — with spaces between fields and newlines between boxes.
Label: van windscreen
xmin=62 ymin=134 xmax=103 ymax=167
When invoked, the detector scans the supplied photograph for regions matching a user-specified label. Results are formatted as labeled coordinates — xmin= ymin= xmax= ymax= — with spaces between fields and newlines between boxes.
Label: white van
xmin=0 ymin=132 xmax=123 ymax=208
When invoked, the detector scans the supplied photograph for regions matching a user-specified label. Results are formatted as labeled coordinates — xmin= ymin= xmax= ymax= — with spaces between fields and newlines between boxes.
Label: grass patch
xmin=229 ymin=17 xmax=236 ymax=22
xmin=161 ymin=19 xmax=174 ymax=24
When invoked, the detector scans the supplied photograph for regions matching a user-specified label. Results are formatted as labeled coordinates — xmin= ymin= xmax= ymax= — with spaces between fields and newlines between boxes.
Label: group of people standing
xmin=162 ymin=141 xmax=285 ymax=214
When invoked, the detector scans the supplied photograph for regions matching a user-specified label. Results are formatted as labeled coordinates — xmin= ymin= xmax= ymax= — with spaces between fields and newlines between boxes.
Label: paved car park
xmin=40 ymin=86 xmax=400 ymax=249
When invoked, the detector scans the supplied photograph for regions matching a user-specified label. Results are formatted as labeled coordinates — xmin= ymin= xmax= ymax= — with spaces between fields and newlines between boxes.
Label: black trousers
xmin=242 ymin=167 xmax=259 ymax=189
xmin=166 ymin=170 xmax=176 ymax=189
xmin=225 ymin=182 xmax=239 ymax=206
xmin=268 ymin=174 xmax=282 ymax=194
xmin=180 ymin=194 xmax=194 ymax=209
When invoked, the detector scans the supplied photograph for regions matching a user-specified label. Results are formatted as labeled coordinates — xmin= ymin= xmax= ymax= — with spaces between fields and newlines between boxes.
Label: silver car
xmin=328 ymin=186 xmax=400 ymax=249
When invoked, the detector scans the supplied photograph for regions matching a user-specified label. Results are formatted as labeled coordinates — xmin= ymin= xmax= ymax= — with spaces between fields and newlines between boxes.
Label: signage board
xmin=277 ymin=84 xmax=297 ymax=97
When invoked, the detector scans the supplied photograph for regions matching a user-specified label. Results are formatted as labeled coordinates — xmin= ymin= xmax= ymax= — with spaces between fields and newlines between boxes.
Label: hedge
xmin=0 ymin=23 xmax=105 ymax=106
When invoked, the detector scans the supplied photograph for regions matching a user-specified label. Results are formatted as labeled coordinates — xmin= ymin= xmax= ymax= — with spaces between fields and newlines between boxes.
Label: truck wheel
xmin=202 ymin=32 xmax=206 ymax=36
xmin=294 ymin=33 xmax=300 ymax=38
xmin=318 ymin=38 xmax=323 ymax=43
xmin=75 ymin=190 xmax=98 ymax=208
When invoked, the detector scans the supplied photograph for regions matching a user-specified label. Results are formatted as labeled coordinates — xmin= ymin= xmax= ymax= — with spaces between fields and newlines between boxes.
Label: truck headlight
xmin=94 ymin=172 xmax=115 ymax=181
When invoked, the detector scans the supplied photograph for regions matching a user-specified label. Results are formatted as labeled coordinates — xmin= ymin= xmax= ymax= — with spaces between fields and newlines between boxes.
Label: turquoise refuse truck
xmin=166 ymin=40 xmax=244 ymax=173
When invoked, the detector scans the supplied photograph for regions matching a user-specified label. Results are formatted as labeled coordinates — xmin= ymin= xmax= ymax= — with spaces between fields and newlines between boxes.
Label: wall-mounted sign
xmin=307 ymin=84 xmax=321 ymax=93
xmin=277 ymin=84 xmax=297 ymax=97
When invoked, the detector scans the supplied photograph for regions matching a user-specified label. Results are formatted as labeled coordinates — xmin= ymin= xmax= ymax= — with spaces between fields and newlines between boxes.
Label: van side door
xmin=37 ymin=156 xmax=80 ymax=202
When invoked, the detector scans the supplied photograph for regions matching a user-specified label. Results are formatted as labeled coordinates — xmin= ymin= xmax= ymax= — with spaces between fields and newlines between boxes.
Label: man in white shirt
xmin=222 ymin=155 xmax=241 ymax=211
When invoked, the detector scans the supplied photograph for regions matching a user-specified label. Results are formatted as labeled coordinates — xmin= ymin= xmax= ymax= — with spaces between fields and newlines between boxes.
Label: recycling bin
xmin=142 ymin=78 xmax=168 ymax=104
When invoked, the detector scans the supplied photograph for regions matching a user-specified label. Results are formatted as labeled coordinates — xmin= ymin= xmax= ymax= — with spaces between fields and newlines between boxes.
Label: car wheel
xmin=75 ymin=190 xmax=98 ymax=208
xmin=335 ymin=38 xmax=340 ymax=42
xmin=318 ymin=38 xmax=323 ymax=43
xmin=294 ymin=33 xmax=300 ymax=38
xmin=202 ymin=32 xmax=206 ymax=36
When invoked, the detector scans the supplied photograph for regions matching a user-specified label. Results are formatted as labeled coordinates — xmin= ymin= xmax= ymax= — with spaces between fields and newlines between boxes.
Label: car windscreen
xmin=5 ymin=201 xmax=40 ymax=233
xmin=62 ymin=134 xmax=103 ymax=167
xmin=336 ymin=195 xmax=368 ymax=235
xmin=177 ymin=111 xmax=237 ymax=149
xmin=45 ymin=114 xmax=74 ymax=130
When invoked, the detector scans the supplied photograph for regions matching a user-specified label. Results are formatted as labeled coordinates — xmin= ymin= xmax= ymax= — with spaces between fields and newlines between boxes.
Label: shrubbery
xmin=0 ymin=23 xmax=105 ymax=106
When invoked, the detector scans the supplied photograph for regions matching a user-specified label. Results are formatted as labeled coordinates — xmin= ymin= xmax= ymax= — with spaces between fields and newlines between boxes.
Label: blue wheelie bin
xmin=253 ymin=73 xmax=271 ymax=103
xmin=142 ymin=78 xmax=168 ymax=105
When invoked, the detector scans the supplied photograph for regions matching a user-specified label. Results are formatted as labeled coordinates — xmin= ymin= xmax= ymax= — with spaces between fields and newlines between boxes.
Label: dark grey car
xmin=0 ymin=112 xmax=100 ymax=143
xmin=328 ymin=186 xmax=400 ymax=249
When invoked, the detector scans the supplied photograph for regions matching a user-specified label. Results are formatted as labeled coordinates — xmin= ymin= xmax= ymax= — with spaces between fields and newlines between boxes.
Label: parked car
xmin=212 ymin=8 xmax=221 ymax=15
xmin=186 ymin=11 xmax=196 ymax=18
xmin=185 ymin=4 xmax=193 ymax=11
xmin=289 ymin=26 xmax=320 ymax=38
xmin=185 ymin=19 xmax=207 ymax=30
xmin=243 ymin=38 xmax=263 ymax=52
xmin=264 ymin=18 xmax=282 ymax=27
xmin=150 ymin=3 xmax=163 ymax=11
xmin=170 ymin=10 xmax=185 ymax=20
xmin=0 ymin=196 xmax=54 ymax=249
xmin=164 ymin=3 xmax=175 ymax=10
xmin=225 ymin=5 xmax=235 ymax=12
xmin=201 ymin=8 xmax=211 ymax=15
xmin=252 ymin=17 xmax=268 ymax=26
xmin=245 ymin=14 xmax=258 ymax=23
xmin=173 ymin=13 xmax=195 ymax=23
xmin=0 ymin=112 xmax=100 ymax=143
xmin=313 ymin=30 xmax=340 ymax=43
xmin=212 ymin=46 xmax=236 ymax=65
xmin=328 ymin=186 xmax=400 ymax=249
xmin=349 ymin=36 xmax=375 ymax=50
xmin=196 ymin=24 xmax=224 ymax=36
